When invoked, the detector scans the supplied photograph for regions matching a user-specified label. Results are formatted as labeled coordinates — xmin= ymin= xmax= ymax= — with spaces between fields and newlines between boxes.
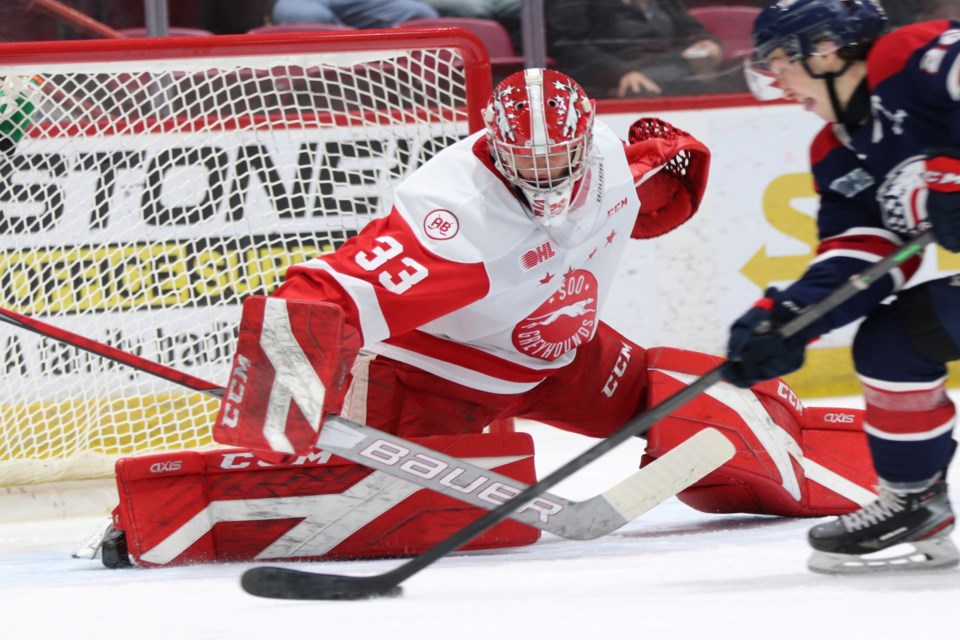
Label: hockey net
xmin=0 ymin=29 xmax=491 ymax=487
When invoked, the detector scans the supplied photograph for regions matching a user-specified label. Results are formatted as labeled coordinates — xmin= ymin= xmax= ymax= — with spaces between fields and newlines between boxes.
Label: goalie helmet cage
xmin=0 ymin=29 xmax=493 ymax=488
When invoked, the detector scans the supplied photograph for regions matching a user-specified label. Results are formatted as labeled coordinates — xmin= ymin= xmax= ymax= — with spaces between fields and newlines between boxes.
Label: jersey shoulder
xmin=392 ymin=132 xmax=535 ymax=263
xmin=867 ymin=20 xmax=957 ymax=88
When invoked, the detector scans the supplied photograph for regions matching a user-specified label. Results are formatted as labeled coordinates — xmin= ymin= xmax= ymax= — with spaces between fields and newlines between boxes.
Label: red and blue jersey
xmin=783 ymin=20 xmax=960 ymax=329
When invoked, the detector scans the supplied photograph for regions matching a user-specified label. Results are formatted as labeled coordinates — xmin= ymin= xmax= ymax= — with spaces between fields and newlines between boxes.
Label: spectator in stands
xmin=271 ymin=0 xmax=438 ymax=29
xmin=422 ymin=0 xmax=522 ymax=48
xmin=544 ymin=0 xmax=731 ymax=98
xmin=423 ymin=0 xmax=520 ymax=20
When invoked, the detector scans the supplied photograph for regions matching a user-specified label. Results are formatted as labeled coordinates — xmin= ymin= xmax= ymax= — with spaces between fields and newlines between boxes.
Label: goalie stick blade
xmin=241 ymin=567 xmax=403 ymax=600
xmin=599 ymin=426 xmax=736 ymax=525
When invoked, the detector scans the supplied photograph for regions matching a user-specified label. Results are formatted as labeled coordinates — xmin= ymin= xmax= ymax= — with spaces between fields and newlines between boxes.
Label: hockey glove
xmin=723 ymin=288 xmax=828 ymax=388
xmin=625 ymin=117 xmax=710 ymax=238
xmin=923 ymin=151 xmax=960 ymax=252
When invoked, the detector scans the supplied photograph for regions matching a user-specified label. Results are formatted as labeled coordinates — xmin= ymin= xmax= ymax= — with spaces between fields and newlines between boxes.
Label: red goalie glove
xmin=641 ymin=347 xmax=878 ymax=517
xmin=625 ymin=117 xmax=711 ymax=239
xmin=213 ymin=296 xmax=361 ymax=461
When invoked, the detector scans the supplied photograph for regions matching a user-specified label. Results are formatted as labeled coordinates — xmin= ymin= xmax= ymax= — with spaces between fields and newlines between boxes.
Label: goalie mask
xmin=484 ymin=68 xmax=595 ymax=237
xmin=746 ymin=0 xmax=887 ymax=100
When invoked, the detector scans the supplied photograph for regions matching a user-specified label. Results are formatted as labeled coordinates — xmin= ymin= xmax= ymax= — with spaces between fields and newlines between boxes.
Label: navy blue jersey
xmin=783 ymin=20 xmax=960 ymax=329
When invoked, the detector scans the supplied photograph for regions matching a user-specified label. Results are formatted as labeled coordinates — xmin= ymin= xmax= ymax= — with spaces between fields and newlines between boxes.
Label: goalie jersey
xmin=276 ymin=123 xmax=644 ymax=395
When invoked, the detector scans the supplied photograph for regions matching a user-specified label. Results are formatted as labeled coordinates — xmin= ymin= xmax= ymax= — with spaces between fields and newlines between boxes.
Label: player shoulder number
xmin=354 ymin=236 xmax=428 ymax=294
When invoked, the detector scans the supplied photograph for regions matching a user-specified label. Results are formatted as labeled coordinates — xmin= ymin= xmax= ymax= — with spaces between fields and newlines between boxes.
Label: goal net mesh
xmin=0 ymin=32 xmax=487 ymax=486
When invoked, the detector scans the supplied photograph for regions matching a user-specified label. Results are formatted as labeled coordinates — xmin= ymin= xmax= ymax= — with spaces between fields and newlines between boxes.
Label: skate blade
xmin=71 ymin=518 xmax=113 ymax=560
xmin=808 ymin=537 xmax=960 ymax=575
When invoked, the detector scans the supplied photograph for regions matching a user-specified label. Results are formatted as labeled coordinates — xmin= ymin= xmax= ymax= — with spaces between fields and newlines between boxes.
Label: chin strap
xmin=827 ymin=76 xmax=870 ymax=131
xmin=801 ymin=58 xmax=869 ymax=131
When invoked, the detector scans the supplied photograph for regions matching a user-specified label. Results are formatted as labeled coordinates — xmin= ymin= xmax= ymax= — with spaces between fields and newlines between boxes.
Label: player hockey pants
xmin=853 ymin=277 xmax=960 ymax=488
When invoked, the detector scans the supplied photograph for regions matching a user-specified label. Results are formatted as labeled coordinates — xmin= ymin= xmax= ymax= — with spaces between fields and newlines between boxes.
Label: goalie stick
xmin=0 ymin=304 xmax=731 ymax=541
xmin=239 ymin=230 xmax=935 ymax=600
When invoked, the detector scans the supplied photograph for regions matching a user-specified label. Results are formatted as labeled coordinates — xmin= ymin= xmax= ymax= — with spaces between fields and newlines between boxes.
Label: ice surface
xmin=2 ymin=400 xmax=959 ymax=640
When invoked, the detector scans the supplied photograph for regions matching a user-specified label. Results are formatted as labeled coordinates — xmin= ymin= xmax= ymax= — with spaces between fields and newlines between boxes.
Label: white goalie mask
xmin=483 ymin=68 xmax=595 ymax=234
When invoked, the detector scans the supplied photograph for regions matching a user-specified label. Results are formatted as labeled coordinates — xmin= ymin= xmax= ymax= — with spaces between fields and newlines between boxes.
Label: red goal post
xmin=0 ymin=28 xmax=503 ymax=489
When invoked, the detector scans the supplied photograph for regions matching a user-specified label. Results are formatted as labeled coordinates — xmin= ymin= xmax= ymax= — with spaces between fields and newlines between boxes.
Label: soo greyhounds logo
xmin=513 ymin=269 xmax=598 ymax=361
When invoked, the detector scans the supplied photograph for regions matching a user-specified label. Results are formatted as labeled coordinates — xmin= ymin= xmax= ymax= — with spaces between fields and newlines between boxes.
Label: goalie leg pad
xmin=213 ymin=296 xmax=361 ymax=460
xmin=641 ymin=347 xmax=877 ymax=517
xmin=110 ymin=432 xmax=539 ymax=567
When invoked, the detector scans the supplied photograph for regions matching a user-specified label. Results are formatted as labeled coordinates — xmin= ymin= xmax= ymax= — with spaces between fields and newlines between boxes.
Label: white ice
xmin=3 ymin=398 xmax=959 ymax=640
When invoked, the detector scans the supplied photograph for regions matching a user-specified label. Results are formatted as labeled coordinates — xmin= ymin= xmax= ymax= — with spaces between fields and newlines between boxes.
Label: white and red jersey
xmin=275 ymin=122 xmax=642 ymax=395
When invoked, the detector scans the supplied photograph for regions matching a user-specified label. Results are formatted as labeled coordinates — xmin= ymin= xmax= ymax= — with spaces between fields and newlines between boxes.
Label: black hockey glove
xmin=723 ymin=288 xmax=828 ymax=389
xmin=923 ymin=150 xmax=960 ymax=252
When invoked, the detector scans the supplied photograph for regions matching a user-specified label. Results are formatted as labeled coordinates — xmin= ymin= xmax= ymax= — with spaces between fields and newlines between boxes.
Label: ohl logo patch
xmin=513 ymin=269 xmax=598 ymax=361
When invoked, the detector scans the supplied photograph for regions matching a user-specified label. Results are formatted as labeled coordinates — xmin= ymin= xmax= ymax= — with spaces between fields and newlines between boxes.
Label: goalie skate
xmin=807 ymin=480 xmax=959 ymax=575
xmin=72 ymin=519 xmax=132 ymax=568
xmin=71 ymin=518 xmax=113 ymax=560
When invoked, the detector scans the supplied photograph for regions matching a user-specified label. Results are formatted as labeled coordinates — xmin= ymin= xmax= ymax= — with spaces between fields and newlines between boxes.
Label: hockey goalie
xmin=95 ymin=69 xmax=880 ymax=567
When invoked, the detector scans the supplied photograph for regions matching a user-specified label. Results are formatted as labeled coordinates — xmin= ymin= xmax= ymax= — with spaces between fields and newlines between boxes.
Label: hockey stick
xmin=240 ymin=230 xmax=936 ymax=600
xmin=0 ymin=305 xmax=730 ymax=541
xmin=0 ymin=307 xmax=225 ymax=398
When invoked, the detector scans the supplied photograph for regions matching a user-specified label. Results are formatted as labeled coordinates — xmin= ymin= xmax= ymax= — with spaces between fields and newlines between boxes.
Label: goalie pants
xmin=342 ymin=322 xmax=649 ymax=438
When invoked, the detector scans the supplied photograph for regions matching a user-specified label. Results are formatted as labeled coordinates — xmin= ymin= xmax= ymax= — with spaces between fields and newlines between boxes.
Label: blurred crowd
xmin=2 ymin=1 xmax=960 ymax=99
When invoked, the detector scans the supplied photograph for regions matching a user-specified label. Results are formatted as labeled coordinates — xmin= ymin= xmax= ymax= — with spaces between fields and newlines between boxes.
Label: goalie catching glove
xmin=624 ymin=117 xmax=711 ymax=238
xmin=213 ymin=296 xmax=361 ymax=461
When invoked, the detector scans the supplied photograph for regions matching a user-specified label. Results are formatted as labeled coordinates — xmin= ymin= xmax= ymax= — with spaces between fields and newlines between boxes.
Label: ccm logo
xmin=150 ymin=460 xmax=182 ymax=473
xmin=219 ymin=354 xmax=252 ymax=429
xmin=777 ymin=381 xmax=804 ymax=415
xmin=606 ymin=196 xmax=628 ymax=217
xmin=823 ymin=413 xmax=855 ymax=424
xmin=602 ymin=342 xmax=633 ymax=398
xmin=219 ymin=450 xmax=333 ymax=469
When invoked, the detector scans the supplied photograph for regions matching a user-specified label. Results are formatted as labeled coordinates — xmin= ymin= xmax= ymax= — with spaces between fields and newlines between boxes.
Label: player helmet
xmin=746 ymin=0 xmax=887 ymax=100
xmin=483 ymin=68 xmax=595 ymax=230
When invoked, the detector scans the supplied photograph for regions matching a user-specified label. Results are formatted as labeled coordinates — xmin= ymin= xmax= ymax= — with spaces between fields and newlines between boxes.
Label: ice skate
xmin=807 ymin=479 xmax=959 ymax=575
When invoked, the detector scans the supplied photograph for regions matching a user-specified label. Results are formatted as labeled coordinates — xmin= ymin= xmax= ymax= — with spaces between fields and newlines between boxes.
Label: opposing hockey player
xmin=725 ymin=0 xmax=960 ymax=574
xmin=99 ymin=68 xmax=884 ymax=568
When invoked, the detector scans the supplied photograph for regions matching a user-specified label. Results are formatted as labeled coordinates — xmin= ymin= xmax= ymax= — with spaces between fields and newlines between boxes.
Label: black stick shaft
xmin=778 ymin=230 xmax=933 ymax=337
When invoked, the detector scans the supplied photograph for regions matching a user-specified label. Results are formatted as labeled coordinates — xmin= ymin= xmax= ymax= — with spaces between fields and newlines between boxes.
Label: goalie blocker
xmin=213 ymin=296 xmax=360 ymax=462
